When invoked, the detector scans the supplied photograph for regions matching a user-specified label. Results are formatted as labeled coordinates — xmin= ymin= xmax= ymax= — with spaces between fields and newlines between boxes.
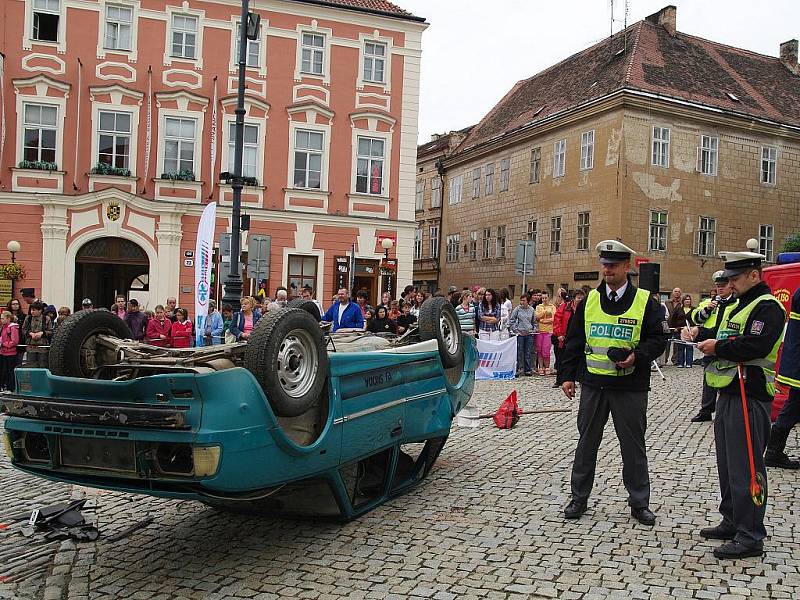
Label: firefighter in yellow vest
xmin=686 ymin=247 xmax=785 ymax=559
xmin=688 ymin=270 xmax=736 ymax=422
xmin=560 ymin=240 xmax=668 ymax=526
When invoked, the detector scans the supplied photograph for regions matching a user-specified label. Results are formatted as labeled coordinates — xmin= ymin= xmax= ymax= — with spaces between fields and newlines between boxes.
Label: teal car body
xmin=2 ymin=336 xmax=476 ymax=520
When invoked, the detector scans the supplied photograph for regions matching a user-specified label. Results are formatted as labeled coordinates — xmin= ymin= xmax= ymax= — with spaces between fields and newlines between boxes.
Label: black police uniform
xmin=560 ymin=278 xmax=668 ymax=512
xmin=696 ymin=281 xmax=785 ymax=550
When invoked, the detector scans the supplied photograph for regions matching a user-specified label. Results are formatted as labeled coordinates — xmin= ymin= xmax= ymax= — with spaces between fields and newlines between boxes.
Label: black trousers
xmin=775 ymin=387 xmax=800 ymax=430
xmin=714 ymin=392 xmax=771 ymax=548
xmin=570 ymin=385 xmax=650 ymax=508
xmin=699 ymin=356 xmax=718 ymax=415
xmin=0 ymin=355 xmax=16 ymax=391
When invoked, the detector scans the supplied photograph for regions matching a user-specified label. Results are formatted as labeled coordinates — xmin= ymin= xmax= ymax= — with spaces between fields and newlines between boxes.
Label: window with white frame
xmin=496 ymin=225 xmax=507 ymax=258
xmin=550 ymin=216 xmax=562 ymax=254
xmin=469 ymin=230 xmax=477 ymax=261
xmin=415 ymin=179 xmax=424 ymax=211
xmin=448 ymin=174 xmax=463 ymax=205
xmin=553 ymin=139 xmax=566 ymax=178
xmin=301 ymin=32 xmax=325 ymax=75
xmin=649 ymin=210 xmax=668 ymax=252
xmin=530 ymin=147 xmax=540 ymax=183
xmin=104 ymin=4 xmax=132 ymax=50
xmin=227 ymin=122 xmax=259 ymax=179
xmin=32 ymin=0 xmax=60 ymax=42
xmin=98 ymin=111 xmax=131 ymax=169
xmin=652 ymin=126 xmax=670 ymax=167
xmin=430 ymin=177 xmax=441 ymax=208
xmin=527 ymin=219 xmax=537 ymax=243
xmin=482 ymin=227 xmax=491 ymax=259
xmin=414 ymin=228 xmax=423 ymax=260
xmin=22 ymin=103 xmax=58 ymax=163
xmin=235 ymin=22 xmax=260 ymax=67
xmin=163 ymin=116 xmax=195 ymax=175
xmin=499 ymin=158 xmax=510 ymax=191
xmin=696 ymin=216 xmax=716 ymax=257
xmin=363 ymin=41 xmax=386 ymax=83
xmin=429 ymin=225 xmax=439 ymax=259
xmin=761 ymin=146 xmax=777 ymax=185
xmin=698 ymin=135 xmax=718 ymax=176
xmin=472 ymin=167 xmax=481 ymax=199
xmin=580 ymin=130 xmax=594 ymax=170
xmin=170 ymin=14 xmax=197 ymax=59
xmin=577 ymin=212 xmax=590 ymax=251
xmin=288 ymin=255 xmax=318 ymax=294
xmin=356 ymin=136 xmax=385 ymax=195
xmin=759 ymin=224 xmax=774 ymax=262
xmin=484 ymin=163 xmax=494 ymax=195
xmin=293 ymin=130 xmax=324 ymax=189
xmin=446 ymin=234 xmax=460 ymax=263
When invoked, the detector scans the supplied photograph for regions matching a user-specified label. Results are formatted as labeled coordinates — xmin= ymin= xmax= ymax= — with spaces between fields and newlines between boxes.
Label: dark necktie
xmin=610 ymin=290 xmax=618 ymax=302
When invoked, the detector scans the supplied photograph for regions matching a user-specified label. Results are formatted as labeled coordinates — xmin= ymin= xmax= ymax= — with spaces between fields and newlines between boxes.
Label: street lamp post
xmin=381 ymin=238 xmax=394 ymax=299
xmin=6 ymin=240 xmax=20 ymax=301
xmin=220 ymin=0 xmax=259 ymax=311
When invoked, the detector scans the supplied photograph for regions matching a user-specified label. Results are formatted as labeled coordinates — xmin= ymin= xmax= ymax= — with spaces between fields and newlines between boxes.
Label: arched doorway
xmin=74 ymin=237 xmax=149 ymax=312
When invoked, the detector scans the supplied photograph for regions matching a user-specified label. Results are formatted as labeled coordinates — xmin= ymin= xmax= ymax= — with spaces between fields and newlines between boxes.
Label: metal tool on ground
xmin=737 ymin=363 xmax=766 ymax=507
xmin=455 ymin=400 xmax=571 ymax=429
xmin=103 ymin=515 xmax=154 ymax=543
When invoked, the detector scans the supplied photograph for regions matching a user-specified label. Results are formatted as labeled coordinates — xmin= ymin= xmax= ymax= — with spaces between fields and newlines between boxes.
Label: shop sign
xmin=574 ymin=271 xmax=599 ymax=281
xmin=0 ymin=279 xmax=11 ymax=305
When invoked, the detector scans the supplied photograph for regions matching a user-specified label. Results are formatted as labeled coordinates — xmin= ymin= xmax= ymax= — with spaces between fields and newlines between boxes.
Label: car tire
xmin=245 ymin=308 xmax=328 ymax=417
xmin=49 ymin=309 xmax=132 ymax=378
xmin=418 ymin=297 xmax=463 ymax=368
xmin=286 ymin=298 xmax=321 ymax=322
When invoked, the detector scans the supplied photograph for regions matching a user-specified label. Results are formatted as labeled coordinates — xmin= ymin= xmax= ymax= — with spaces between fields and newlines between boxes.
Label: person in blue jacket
xmin=202 ymin=300 xmax=225 ymax=345
xmin=322 ymin=288 xmax=364 ymax=331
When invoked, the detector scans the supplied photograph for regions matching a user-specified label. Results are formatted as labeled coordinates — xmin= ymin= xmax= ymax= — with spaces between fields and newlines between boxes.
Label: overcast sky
xmin=397 ymin=0 xmax=800 ymax=145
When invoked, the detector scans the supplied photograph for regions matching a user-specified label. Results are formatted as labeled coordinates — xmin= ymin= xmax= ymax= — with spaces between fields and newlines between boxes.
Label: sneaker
xmin=677 ymin=365 xmax=684 ymax=369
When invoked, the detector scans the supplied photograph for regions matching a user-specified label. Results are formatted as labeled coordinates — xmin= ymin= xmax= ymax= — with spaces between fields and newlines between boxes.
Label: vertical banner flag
xmin=0 ymin=53 xmax=6 ymax=184
xmin=142 ymin=66 xmax=153 ymax=192
xmin=475 ymin=336 xmax=518 ymax=380
xmin=209 ymin=76 xmax=218 ymax=196
xmin=195 ymin=202 xmax=217 ymax=347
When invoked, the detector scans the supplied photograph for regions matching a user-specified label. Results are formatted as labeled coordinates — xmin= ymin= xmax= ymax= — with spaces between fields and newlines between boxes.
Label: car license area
xmin=59 ymin=436 xmax=137 ymax=473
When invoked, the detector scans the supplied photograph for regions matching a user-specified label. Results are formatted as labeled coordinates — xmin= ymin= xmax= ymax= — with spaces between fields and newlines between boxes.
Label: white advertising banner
xmin=475 ymin=336 xmax=518 ymax=380
xmin=194 ymin=202 xmax=217 ymax=346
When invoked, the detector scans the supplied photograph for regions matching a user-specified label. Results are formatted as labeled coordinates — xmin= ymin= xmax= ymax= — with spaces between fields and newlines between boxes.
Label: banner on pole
xmin=475 ymin=336 xmax=517 ymax=380
xmin=195 ymin=202 xmax=217 ymax=346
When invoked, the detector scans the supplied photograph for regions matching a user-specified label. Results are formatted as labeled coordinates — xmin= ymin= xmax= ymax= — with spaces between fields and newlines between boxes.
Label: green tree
xmin=781 ymin=233 xmax=800 ymax=253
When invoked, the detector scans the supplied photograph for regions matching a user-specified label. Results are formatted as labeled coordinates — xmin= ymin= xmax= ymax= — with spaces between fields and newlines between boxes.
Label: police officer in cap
xmin=560 ymin=240 xmax=668 ymax=525
xmin=688 ymin=271 xmax=737 ymax=422
xmin=685 ymin=242 xmax=785 ymax=559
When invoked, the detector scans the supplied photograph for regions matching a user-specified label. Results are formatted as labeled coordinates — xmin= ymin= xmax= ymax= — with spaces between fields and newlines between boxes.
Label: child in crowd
xmin=221 ymin=305 xmax=233 ymax=342
xmin=1 ymin=311 xmax=20 ymax=392
xmin=146 ymin=305 xmax=172 ymax=347
xmin=21 ymin=301 xmax=52 ymax=368
xmin=396 ymin=303 xmax=416 ymax=335
xmin=170 ymin=308 xmax=193 ymax=348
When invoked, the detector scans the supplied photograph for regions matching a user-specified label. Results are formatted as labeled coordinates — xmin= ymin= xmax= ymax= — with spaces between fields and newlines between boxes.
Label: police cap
xmin=712 ymin=270 xmax=728 ymax=283
xmin=719 ymin=251 xmax=764 ymax=278
xmin=596 ymin=239 xmax=636 ymax=264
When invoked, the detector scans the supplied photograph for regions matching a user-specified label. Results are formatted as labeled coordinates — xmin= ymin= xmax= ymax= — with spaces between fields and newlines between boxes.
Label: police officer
xmin=688 ymin=271 xmax=737 ymax=422
xmin=764 ymin=286 xmax=800 ymax=469
xmin=560 ymin=240 xmax=668 ymax=525
xmin=687 ymin=246 xmax=785 ymax=559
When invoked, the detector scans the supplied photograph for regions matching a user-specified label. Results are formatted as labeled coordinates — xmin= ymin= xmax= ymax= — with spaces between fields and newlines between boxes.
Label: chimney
xmin=646 ymin=5 xmax=677 ymax=37
xmin=430 ymin=133 xmax=442 ymax=142
xmin=780 ymin=39 xmax=799 ymax=75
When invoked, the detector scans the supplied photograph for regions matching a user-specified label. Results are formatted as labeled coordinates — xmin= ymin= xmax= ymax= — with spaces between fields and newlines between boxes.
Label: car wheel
xmin=245 ymin=308 xmax=328 ymax=417
xmin=418 ymin=297 xmax=463 ymax=368
xmin=49 ymin=309 xmax=132 ymax=378
xmin=286 ymin=298 xmax=321 ymax=322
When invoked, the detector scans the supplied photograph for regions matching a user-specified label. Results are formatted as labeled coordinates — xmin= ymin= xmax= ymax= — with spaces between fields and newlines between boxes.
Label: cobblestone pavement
xmin=2 ymin=368 xmax=800 ymax=599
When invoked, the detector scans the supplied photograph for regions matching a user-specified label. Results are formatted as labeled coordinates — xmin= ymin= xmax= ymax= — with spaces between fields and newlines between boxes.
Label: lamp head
xmin=6 ymin=240 xmax=21 ymax=253
xmin=381 ymin=238 xmax=394 ymax=251
xmin=746 ymin=238 xmax=759 ymax=251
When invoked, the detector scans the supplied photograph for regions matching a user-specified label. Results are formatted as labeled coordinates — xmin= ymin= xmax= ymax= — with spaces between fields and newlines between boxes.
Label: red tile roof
xmin=458 ymin=16 xmax=800 ymax=152
xmin=292 ymin=0 xmax=424 ymax=22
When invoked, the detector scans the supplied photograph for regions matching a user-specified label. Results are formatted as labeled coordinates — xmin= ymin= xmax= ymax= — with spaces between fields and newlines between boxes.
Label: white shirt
xmin=337 ymin=301 xmax=348 ymax=325
xmin=606 ymin=281 xmax=627 ymax=301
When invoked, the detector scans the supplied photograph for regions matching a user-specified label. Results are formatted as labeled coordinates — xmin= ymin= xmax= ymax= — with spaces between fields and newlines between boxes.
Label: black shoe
xmin=552 ymin=381 xmax=560 ymax=387
xmin=713 ymin=541 xmax=763 ymax=559
xmin=524 ymin=372 xmax=534 ymax=377
xmin=764 ymin=450 xmax=800 ymax=469
xmin=691 ymin=412 xmax=712 ymax=423
xmin=631 ymin=507 xmax=656 ymax=526
xmin=700 ymin=524 xmax=736 ymax=540
xmin=564 ymin=499 xmax=587 ymax=519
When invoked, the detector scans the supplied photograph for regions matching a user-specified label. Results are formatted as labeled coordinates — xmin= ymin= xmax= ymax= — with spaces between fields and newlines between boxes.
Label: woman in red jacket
xmin=552 ymin=290 xmax=585 ymax=384
xmin=146 ymin=305 xmax=172 ymax=347
xmin=170 ymin=308 xmax=193 ymax=348
xmin=1 ymin=310 xmax=20 ymax=392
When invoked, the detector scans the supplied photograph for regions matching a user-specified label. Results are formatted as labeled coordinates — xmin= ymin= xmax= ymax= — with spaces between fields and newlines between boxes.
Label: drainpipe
xmin=435 ymin=157 xmax=446 ymax=290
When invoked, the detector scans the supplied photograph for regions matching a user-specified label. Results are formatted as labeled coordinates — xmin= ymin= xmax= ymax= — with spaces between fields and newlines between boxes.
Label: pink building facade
xmin=0 ymin=0 xmax=425 ymax=312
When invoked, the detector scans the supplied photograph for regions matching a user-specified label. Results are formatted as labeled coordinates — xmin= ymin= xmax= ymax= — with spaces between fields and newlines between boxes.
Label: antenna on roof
xmin=610 ymin=0 xmax=614 ymax=42
xmin=624 ymin=0 xmax=629 ymax=53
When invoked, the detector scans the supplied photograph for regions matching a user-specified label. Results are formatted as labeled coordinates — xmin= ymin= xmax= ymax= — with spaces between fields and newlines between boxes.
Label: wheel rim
xmin=276 ymin=328 xmax=319 ymax=398
xmin=440 ymin=311 xmax=461 ymax=356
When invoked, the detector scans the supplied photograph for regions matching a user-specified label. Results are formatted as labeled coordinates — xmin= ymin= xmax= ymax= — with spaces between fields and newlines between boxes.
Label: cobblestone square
xmin=2 ymin=368 xmax=799 ymax=599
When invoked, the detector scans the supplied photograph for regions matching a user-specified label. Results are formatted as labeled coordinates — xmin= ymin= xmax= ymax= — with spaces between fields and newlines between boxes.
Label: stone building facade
xmin=437 ymin=6 xmax=800 ymax=300
xmin=0 ymin=0 xmax=425 ymax=312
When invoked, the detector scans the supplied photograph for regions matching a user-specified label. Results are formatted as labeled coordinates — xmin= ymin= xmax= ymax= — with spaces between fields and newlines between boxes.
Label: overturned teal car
xmin=2 ymin=298 xmax=476 ymax=520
